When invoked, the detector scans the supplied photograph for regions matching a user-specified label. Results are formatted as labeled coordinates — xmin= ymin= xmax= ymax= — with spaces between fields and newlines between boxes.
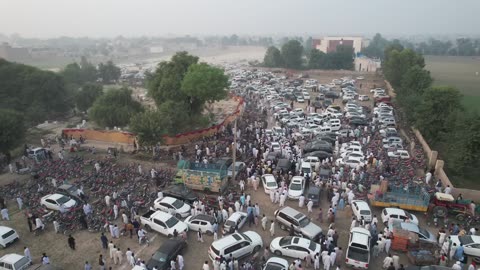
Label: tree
xmin=362 ymin=33 xmax=389 ymax=59
xmin=89 ymin=87 xmax=143 ymax=128
xmin=98 ymin=61 xmax=121 ymax=83
xmin=130 ymin=110 xmax=167 ymax=147
xmin=61 ymin=57 xmax=98 ymax=86
xmin=281 ymin=40 xmax=304 ymax=69
xmin=75 ymin=83 xmax=103 ymax=112
xmin=383 ymin=48 xmax=425 ymax=87
xmin=181 ymin=63 xmax=229 ymax=115
xmin=147 ymin=51 xmax=199 ymax=107
xmin=79 ymin=56 xmax=98 ymax=83
xmin=308 ymin=49 xmax=326 ymax=69
xmin=0 ymin=109 xmax=25 ymax=156
xmin=263 ymin=46 xmax=284 ymax=67
xmin=330 ymin=45 xmax=354 ymax=70
xmin=400 ymin=65 xmax=433 ymax=96
xmin=414 ymin=86 xmax=463 ymax=142
xmin=304 ymin=37 xmax=314 ymax=54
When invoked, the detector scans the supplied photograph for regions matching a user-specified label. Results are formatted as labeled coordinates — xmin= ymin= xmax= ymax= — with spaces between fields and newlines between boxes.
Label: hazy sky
xmin=1 ymin=0 xmax=479 ymax=38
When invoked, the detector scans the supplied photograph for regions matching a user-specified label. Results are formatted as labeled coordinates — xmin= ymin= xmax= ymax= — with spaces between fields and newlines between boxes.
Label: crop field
xmin=425 ymin=55 xmax=480 ymax=111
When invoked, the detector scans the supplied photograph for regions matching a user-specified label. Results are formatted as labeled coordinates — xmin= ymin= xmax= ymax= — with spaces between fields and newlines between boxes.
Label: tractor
xmin=429 ymin=192 xmax=473 ymax=221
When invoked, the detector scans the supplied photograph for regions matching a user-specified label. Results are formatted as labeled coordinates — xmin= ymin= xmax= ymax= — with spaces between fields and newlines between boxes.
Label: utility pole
xmin=231 ymin=119 xmax=237 ymax=181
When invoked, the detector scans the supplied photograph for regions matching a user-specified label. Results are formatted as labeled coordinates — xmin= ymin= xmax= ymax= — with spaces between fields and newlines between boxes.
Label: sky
xmin=1 ymin=0 xmax=479 ymax=38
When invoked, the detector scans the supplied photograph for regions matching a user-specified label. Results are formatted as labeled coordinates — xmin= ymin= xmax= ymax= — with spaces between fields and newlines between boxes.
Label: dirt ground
xmin=0 ymin=69 xmax=439 ymax=270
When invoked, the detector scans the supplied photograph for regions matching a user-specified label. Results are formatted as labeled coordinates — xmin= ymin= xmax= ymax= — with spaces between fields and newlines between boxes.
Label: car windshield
xmin=265 ymin=263 xmax=286 ymax=270
xmin=240 ymin=233 xmax=251 ymax=242
xmin=298 ymin=216 xmax=310 ymax=227
xmin=57 ymin=196 xmax=71 ymax=204
xmin=290 ymin=183 xmax=302 ymax=190
xmin=419 ymin=228 xmax=430 ymax=239
xmin=171 ymin=200 xmax=184 ymax=209
xmin=279 ymin=236 xmax=293 ymax=246
xmin=165 ymin=217 xmax=179 ymax=228
xmin=151 ymin=251 xmax=168 ymax=262
xmin=266 ymin=181 xmax=277 ymax=187
xmin=309 ymin=241 xmax=317 ymax=251
xmin=459 ymin=236 xmax=474 ymax=245
xmin=225 ymin=220 xmax=236 ymax=227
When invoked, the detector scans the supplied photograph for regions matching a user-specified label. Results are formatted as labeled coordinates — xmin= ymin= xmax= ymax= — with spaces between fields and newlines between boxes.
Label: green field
xmin=425 ymin=55 xmax=480 ymax=111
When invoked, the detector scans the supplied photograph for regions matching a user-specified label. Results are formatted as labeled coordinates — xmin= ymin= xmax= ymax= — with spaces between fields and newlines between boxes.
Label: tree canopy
xmin=263 ymin=46 xmax=284 ymax=68
xmin=89 ymin=87 xmax=143 ymax=128
xmin=98 ymin=60 xmax=121 ymax=83
xmin=75 ymin=83 xmax=104 ymax=112
xmin=0 ymin=109 xmax=25 ymax=155
xmin=281 ymin=40 xmax=304 ymax=69
xmin=361 ymin=33 xmax=390 ymax=59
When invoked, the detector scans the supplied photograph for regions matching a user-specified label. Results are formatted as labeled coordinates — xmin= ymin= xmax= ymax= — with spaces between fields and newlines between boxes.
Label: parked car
xmin=262 ymin=257 xmax=289 ymax=270
xmin=146 ymin=239 xmax=186 ymax=270
xmin=389 ymin=221 xmax=437 ymax=244
xmin=223 ymin=212 xmax=247 ymax=234
xmin=387 ymin=150 xmax=410 ymax=159
xmin=307 ymin=151 xmax=332 ymax=161
xmin=56 ymin=184 xmax=82 ymax=200
xmin=274 ymin=207 xmax=322 ymax=241
xmin=208 ymin=231 xmax=263 ymax=261
xmin=269 ymin=236 xmax=320 ymax=259
xmin=184 ymin=214 xmax=215 ymax=235
xmin=351 ymin=200 xmax=372 ymax=222
xmin=40 ymin=194 xmax=77 ymax=211
xmin=0 ymin=226 xmax=19 ymax=248
xmin=306 ymin=187 xmax=321 ymax=207
xmin=296 ymin=96 xmax=305 ymax=103
xmin=381 ymin=208 xmax=419 ymax=225
xmin=288 ymin=176 xmax=305 ymax=199
xmin=0 ymin=254 xmax=31 ymax=270
xmin=163 ymin=184 xmax=198 ymax=205
xmin=228 ymin=162 xmax=246 ymax=177
xmin=379 ymin=128 xmax=398 ymax=138
xmin=450 ymin=235 xmax=480 ymax=258
xmin=261 ymin=174 xmax=278 ymax=194
xmin=154 ymin=197 xmax=191 ymax=218
xmin=140 ymin=210 xmax=188 ymax=237
xmin=345 ymin=227 xmax=371 ymax=269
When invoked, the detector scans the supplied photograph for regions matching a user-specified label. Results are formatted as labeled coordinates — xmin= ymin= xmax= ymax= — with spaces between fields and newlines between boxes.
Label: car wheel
xmin=144 ymin=225 xmax=151 ymax=232
xmin=433 ymin=206 xmax=448 ymax=218
xmin=175 ymin=213 xmax=182 ymax=219
xmin=206 ymin=230 xmax=213 ymax=236
xmin=280 ymin=224 xmax=286 ymax=230
xmin=253 ymin=245 xmax=260 ymax=253
xmin=274 ymin=250 xmax=282 ymax=256
xmin=167 ymin=234 xmax=173 ymax=238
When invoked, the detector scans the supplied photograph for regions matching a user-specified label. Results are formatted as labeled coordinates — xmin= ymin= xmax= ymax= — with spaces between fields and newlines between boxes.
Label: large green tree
xmin=98 ymin=61 xmax=121 ymax=83
xmin=130 ymin=110 xmax=168 ymax=147
xmin=181 ymin=63 xmax=229 ymax=115
xmin=0 ymin=109 xmax=25 ymax=156
xmin=281 ymin=40 xmax=304 ymax=69
xmin=414 ymin=86 xmax=463 ymax=142
xmin=383 ymin=48 xmax=425 ymax=87
xmin=263 ymin=46 xmax=284 ymax=67
xmin=89 ymin=87 xmax=143 ymax=128
xmin=75 ymin=83 xmax=104 ymax=112
xmin=308 ymin=49 xmax=326 ymax=69
xmin=362 ymin=33 xmax=389 ymax=59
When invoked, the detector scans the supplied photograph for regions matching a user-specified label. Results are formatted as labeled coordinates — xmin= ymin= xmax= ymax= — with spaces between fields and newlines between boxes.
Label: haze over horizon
xmin=1 ymin=0 xmax=480 ymax=38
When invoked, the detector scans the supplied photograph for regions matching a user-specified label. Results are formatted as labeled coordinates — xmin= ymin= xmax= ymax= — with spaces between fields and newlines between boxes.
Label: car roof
xmin=279 ymin=207 xmax=303 ymax=218
xmin=156 ymin=239 xmax=184 ymax=254
xmin=291 ymin=176 xmax=304 ymax=181
xmin=384 ymin=208 xmax=407 ymax=215
xmin=44 ymin=193 xmax=64 ymax=200
xmin=0 ymin=226 xmax=15 ymax=234
xmin=152 ymin=211 xmax=173 ymax=220
xmin=211 ymin=233 xmax=248 ymax=248
xmin=161 ymin=197 xmax=179 ymax=204
xmin=352 ymin=200 xmax=370 ymax=209
xmin=192 ymin=214 xmax=215 ymax=223
xmin=351 ymin=228 xmax=371 ymax=244
xmin=263 ymin=174 xmax=276 ymax=181
xmin=229 ymin=212 xmax=247 ymax=219
xmin=0 ymin=254 xmax=25 ymax=264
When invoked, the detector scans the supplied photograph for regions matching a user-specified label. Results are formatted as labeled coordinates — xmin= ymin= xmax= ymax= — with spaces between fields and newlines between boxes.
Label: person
xmin=16 ymin=197 xmax=23 ymax=210
xmin=386 ymin=262 xmax=395 ymax=270
xmin=100 ymin=233 xmax=108 ymax=249
xmin=99 ymin=254 xmax=106 ymax=270
xmin=445 ymin=185 xmax=452 ymax=194
xmin=68 ymin=234 xmax=76 ymax=250
xmin=115 ymin=248 xmax=122 ymax=265
xmin=384 ymin=237 xmax=391 ymax=254
xmin=84 ymin=261 xmax=92 ymax=270
xmin=451 ymin=261 xmax=462 ymax=270
xmin=42 ymin=253 xmax=50 ymax=264
xmin=289 ymin=224 xmax=295 ymax=236
xmin=177 ymin=254 xmax=184 ymax=270
xmin=35 ymin=217 xmax=44 ymax=231
xmin=1 ymin=208 xmax=9 ymax=220
xmin=170 ymin=259 xmax=176 ymax=270
xmin=203 ymin=260 xmax=210 ymax=270
xmin=270 ymin=220 xmax=275 ymax=236
xmin=198 ymin=229 xmax=204 ymax=242
xmin=318 ymin=208 xmax=323 ymax=223
xmin=468 ymin=261 xmax=476 ymax=270
xmin=398 ymin=264 xmax=405 ymax=270
xmin=24 ymin=247 xmax=31 ymax=261
xmin=262 ymin=214 xmax=268 ymax=231
xmin=382 ymin=254 xmax=393 ymax=269
xmin=27 ymin=217 xmax=33 ymax=232
xmin=299 ymin=194 xmax=305 ymax=208
xmin=307 ymin=199 xmax=314 ymax=214
xmin=138 ymin=228 xmax=147 ymax=244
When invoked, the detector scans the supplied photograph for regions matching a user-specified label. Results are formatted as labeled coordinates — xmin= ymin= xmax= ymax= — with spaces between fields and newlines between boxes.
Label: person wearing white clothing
xmin=270 ymin=220 xmax=275 ymax=236
xmin=113 ymin=204 xmax=118 ymax=219
xmin=270 ymin=190 xmax=275 ymax=203
xmin=307 ymin=200 xmax=314 ymax=214
xmin=451 ymin=261 xmax=462 ymax=270
xmin=299 ymin=195 xmax=305 ymax=208
xmin=445 ymin=185 xmax=452 ymax=194
xmin=382 ymin=254 xmax=393 ymax=269
xmin=202 ymin=261 xmax=210 ymax=270
xmin=329 ymin=251 xmax=336 ymax=266
xmin=177 ymin=254 xmax=184 ymax=270
xmin=323 ymin=254 xmax=331 ymax=270
xmin=24 ymin=247 xmax=32 ymax=261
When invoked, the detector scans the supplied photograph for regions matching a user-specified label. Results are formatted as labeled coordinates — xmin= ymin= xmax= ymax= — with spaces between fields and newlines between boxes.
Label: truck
xmin=369 ymin=184 xmax=431 ymax=212
xmin=140 ymin=210 xmax=188 ymax=238
xmin=345 ymin=227 xmax=371 ymax=269
xmin=174 ymin=160 xmax=228 ymax=193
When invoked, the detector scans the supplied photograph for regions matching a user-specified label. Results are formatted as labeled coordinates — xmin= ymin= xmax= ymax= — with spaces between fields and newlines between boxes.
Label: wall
xmin=62 ymin=129 xmax=136 ymax=145
xmin=354 ymin=57 xmax=381 ymax=72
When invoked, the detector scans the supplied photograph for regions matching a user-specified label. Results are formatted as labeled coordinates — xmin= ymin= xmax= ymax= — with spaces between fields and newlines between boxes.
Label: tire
xmin=175 ymin=213 xmax=182 ymax=219
xmin=167 ymin=234 xmax=173 ymax=238
xmin=274 ymin=250 xmax=282 ymax=256
xmin=456 ymin=214 xmax=466 ymax=221
xmin=433 ymin=206 xmax=448 ymax=218
xmin=253 ymin=245 xmax=260 ymax=253
xmin=280 ymin=224 xmax=286 ymax=230
xmin=144 ymin=225 xmax=151 ymax=232
xmin=206 ymin=230 xmax=213 ymax=236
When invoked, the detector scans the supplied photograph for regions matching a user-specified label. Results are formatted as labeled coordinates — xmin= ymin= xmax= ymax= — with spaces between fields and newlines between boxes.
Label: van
xmin=351 ymin=200 xmax=372 ymax=223
xmin=319 ymin=126 xmax=332 ymax=133
xmin=300 ymin=162 xmax=312 ymax=177
xmin=0 ymin=226 xmax=19 ymax=248
xmin=276 ymin=159 xmax=292 ymax=172
xmin=208 ymin=231 xmax=263 ymax=261
xmin=329 ymin=123 xmax=341 ymax=131
xmin=306 ymin=187 xmax=321 ymax=207
xmin=274 ymin=207 xmax=322 ymax=241
xmin=329 ymin=119 xmax=340 ymax=125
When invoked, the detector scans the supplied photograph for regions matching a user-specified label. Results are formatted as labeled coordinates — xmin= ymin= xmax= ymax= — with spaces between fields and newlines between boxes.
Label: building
xmin=354 ymin=56 xmax=381 ymax=72
xmin=313 ymin=36 xmax=364 ymax=54
xmin=0 ymin=42 xmax=30 ymax=61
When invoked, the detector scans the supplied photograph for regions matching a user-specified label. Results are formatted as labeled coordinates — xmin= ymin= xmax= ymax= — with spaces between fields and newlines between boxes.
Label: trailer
xmin=174 ymin=160 xmax=228 ymax=193
xmin=369 ymin=184 xmax=431 ymax=212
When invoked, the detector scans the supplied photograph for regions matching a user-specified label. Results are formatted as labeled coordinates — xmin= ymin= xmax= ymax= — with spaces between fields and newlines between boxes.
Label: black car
xmin=323 ymin=99 xmax=333 ymax=108
xmin=303 ymin=141 xmax=333 ymax=154
xmin=324 ymin=91 xmax=339 ymax=99
xmin=306 ymin=186 xmax=321 ymax=207
xmin=147 ymin=239 xmax=186 ymax=270
xmin=349 ymin=118 xmax=368 ymax=127
xmin=306 ymin=151 xmax=332 ymax=161
xmin=315 ymin=136 xmax=336 ymax=144
xmin=163 ymin=184 xmax=198 ymax=205
xmin=405 ymin=266 xmax=452 ymax=270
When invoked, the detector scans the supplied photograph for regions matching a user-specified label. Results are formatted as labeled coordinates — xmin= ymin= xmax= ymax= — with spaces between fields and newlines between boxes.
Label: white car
xmin=288 ymin=176 xmax=305 ymax=199
xmin=351 ymin=200 xmax=372 ymax=222
xmin=336 ymin=157 xmax=365 ymax=168
xmin=387 ymin=150 xmax=410 ymax=159
xmin=340 ymin=152 xmax=365 ymax=161
xmin=223 ymin=212 xmax=248 ymax=234
xmin=356 ymin=76 xmax=365 ymax=80
xmin=346 ymin=227 xmax=371 ymax=269
xmin=296 ymin=96 xmax=305 ymax=103
xmin=270 ymin=236 xmax=321 ymax=259
xmin=0 ymin=226 xmax=19 ymax=248
xmin=302 ymin=92 xmax=310 ymax=100
xmin=343 ymin=94 xmax=355 ymax=101
xmin=40 ymin=193 xmax=77 ymax=211
xmin=184 ymin=214 xmax=216 ymax=234
xmin=381 ymin=208 xmax=419 ymax=225
xmin=263 ymin=257 xmax=288 ymax=270
xmin=261 ymin=174 xmax=278 ymax=194
xmin=208 ymin=231 xmax=263 ymax=261
xmin=451 ymin=235 xmax=480 ymax=258
xmin=271 ymin=142 xmax=281 ymax=153
xmin=154 ymin=197 xmax=191 ymax=218
xmin=358 ymin=95 xmax=369 ymax=101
